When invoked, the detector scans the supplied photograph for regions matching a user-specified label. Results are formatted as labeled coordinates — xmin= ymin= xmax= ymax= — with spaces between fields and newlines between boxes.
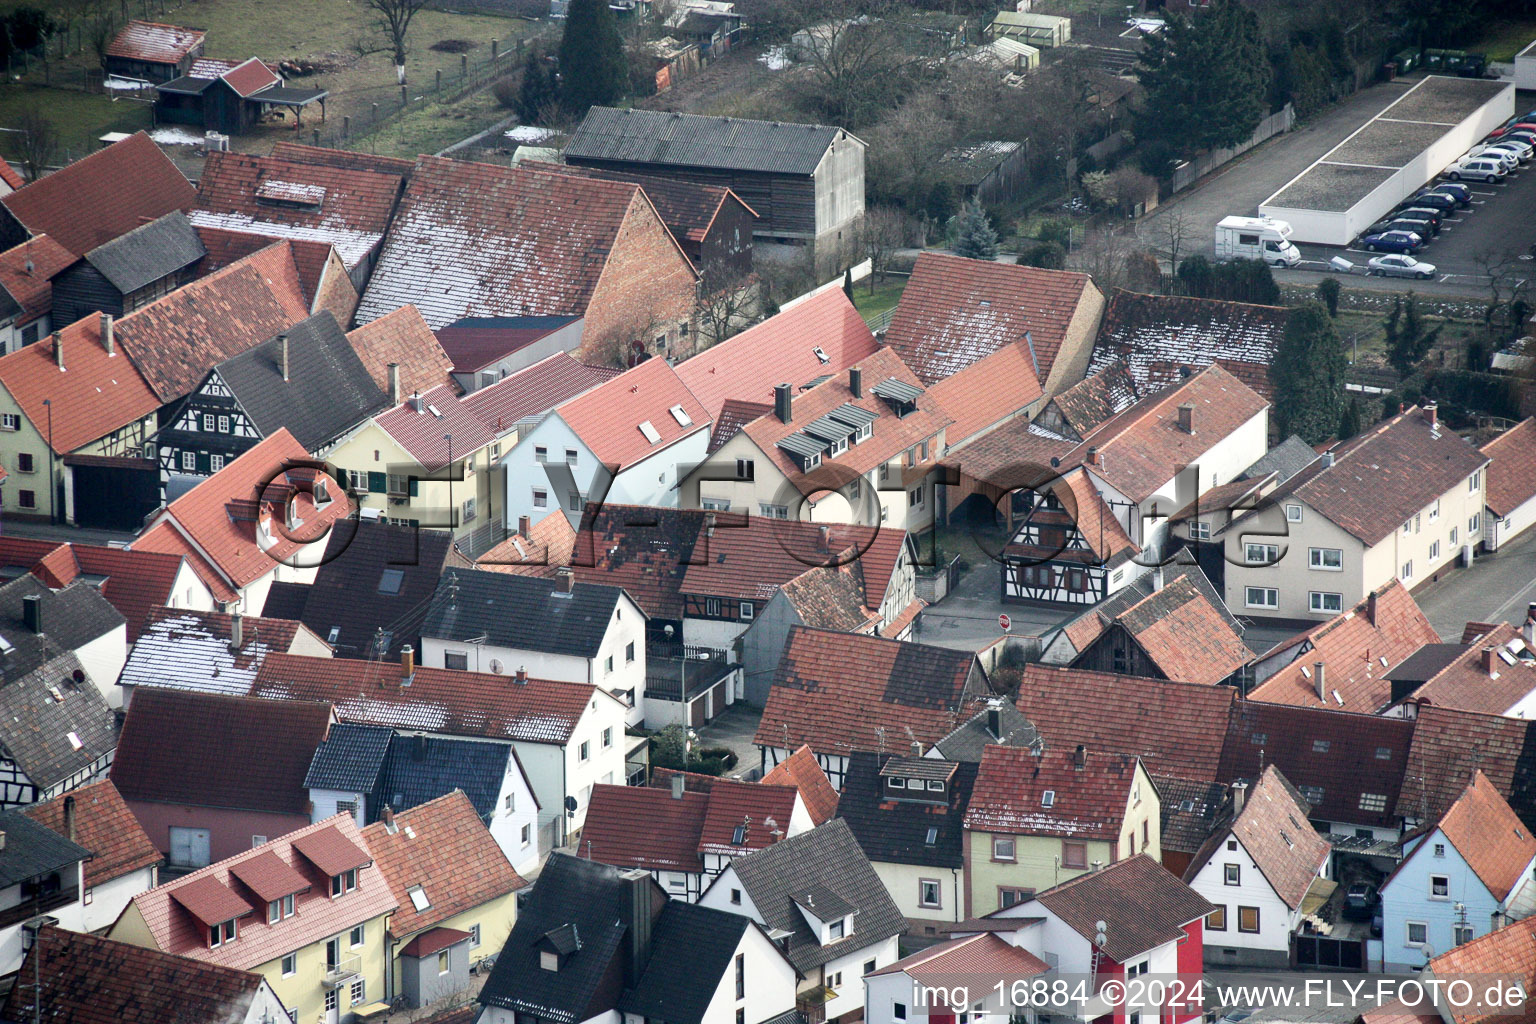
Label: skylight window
xmin=408 ymin=886 xmax=431 ymax=912
xmin=813 ymin=347 xmax=830 ymax=364
xmin=378 ymin=568 xmax=405 ymax=595
xmin=669 ymin=404 xmax=693 ymax=427
xmin=67 ymin=731 xmax=82 ymax=750
xmin=1041 ymin=790 xmax=1055 ymax=808
xmin=0 ymin=633 xmax=13 ymax=654
xmin=924 ymin=827 xmax=938 ymax=846
xmin=638 ymin=421 xmax=662 ymax=444
xmin=427 ymin=404 xmax=443 ymax=418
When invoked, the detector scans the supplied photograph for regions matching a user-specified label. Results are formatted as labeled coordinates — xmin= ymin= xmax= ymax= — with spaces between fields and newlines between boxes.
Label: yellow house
xmin=361 ymin=790 xmax=527 ymax=1009
xmin=110 ymin=814 xmax=398 ymax=1022
xmin=962 ymin=745 xmax=1160 ymax=918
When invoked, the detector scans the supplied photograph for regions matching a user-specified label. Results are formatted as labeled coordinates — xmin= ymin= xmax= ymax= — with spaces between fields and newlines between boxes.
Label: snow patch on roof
xmin=186 ymin=209 xmax=379 ymax=268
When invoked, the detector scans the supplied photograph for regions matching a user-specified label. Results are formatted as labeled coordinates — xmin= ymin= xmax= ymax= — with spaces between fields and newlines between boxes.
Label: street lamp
xmin=41 ymin=398 xmax=53 ymax=524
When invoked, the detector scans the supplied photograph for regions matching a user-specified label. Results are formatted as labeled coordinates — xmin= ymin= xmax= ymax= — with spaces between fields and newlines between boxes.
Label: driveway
xmin=912 ymin=557 xmax=1077 ymax=652
xmin=692 ymin=702 xmax=765 ymax=780
xmin=1413 ymin=526 xmax=1536 ymax=640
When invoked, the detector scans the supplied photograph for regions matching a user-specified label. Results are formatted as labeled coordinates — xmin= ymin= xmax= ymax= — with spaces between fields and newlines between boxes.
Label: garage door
xmin=169 ymin=826 xmax=211 ymax=868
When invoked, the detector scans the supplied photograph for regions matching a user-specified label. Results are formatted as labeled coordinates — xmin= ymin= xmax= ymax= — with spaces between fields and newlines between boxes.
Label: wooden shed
xmin=986 ymin=11 xmax=1072 ymax=48
xmin=104 ymin=20 xmax=206 ymax=83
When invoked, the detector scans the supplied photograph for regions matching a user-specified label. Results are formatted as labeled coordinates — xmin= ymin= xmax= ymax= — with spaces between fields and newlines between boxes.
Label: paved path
xmin=1413 ymin=526 xmax=1536 ymax=640
xmin=1 ymin=519 xmax=136 ymax=546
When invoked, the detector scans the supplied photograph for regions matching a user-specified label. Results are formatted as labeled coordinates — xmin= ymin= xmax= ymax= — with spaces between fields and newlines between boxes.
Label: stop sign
xmin=998 ymin=613 xmax=1011 ymax=631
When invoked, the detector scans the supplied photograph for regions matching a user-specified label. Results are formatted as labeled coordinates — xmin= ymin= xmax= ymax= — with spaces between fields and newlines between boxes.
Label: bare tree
xmin=363 ymin=0 xmax=431 ymax=84
xmin=1069 ymin=224 xmax=1142 ymax=294
xmin=853 ymin=207 xmax=910 ymax=292
xmin=1152 ymin=207 xmax=1192 ymax=279
xmin=694 ymin=274 xmax=762 ymax=348
xmin=10 ymin=110 xmax=59 ymax=182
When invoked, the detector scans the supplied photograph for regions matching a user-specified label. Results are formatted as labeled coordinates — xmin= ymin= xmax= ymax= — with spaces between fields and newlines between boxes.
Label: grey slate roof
xmin=0 ymin=648 xmax=116 ymax=792
xmin=1240 ymin=434 xmax=1320 ymax=485
xmin=0 ymin=811 xmax=92 ymax=889
xmin=721 ymin=818 xmax=904 ymax=972
xmin=931 ymin=702 xmax=1040 ymax=763
xmin=420 ymin=570 xmax=622 ymax=660
xmin=618 ymin=902 xmax=753 ymax=1024
xmin=480 ymin=853 xmax=642 ymax=1023
xmin=82 ymin=210 xmax=205 ymax=294
xmin=378 ymin=733 xmax=509 ymax=822
xmin=0 ymin=575 xmax=125 ymax=683
xmin=214 ymin=312 xmax=389 ymax=451
xmin=837 ymin=752 xmax=978 ymax=869
xmin=304 ymin=722 xmax=393 ymax=792
xmin=566 ymin=106 xmax=848 ymax=176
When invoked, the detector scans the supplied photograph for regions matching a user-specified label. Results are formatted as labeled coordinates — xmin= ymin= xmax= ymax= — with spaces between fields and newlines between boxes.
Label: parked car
xmin=1367 ymin=218 xmax=1436 ymax=238
xmin=1361 ymin=230 xmax=1424 ymax=253
xmin=1466 ymin=145 xmax=1519 ymax=169
xmin=1371 ymin=911 xmax=1383 ymax=939
xmin=1368 ymin=254 xmax=1437 ymax=279
xmin=1447 ymin=157 xmax=1508 ymax=182
xmin=1500 ymin=129 xmax=1536 ymax=146
xmin=1485 ymin=138 xmax=1534 ymax=161
xmin=1343 ymin=882 xmax=1380 ymax=920
xmin=1392 ymin=209 xmax=1442 ymax=235
xmin=1427 ymin=182 xmax=1472 ymax=205
xmin=1404 ymin=191 xmax=1458 ymax=212
xmin=1489 ymin=122 xmax=1536 ymax=138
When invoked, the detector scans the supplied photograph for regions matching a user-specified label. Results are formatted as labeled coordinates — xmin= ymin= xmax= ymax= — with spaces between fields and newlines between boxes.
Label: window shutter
xmin=409 ymin=477 xmax=419 ymax=497
xmin=368 ymin=472 xmax=387 ymax=493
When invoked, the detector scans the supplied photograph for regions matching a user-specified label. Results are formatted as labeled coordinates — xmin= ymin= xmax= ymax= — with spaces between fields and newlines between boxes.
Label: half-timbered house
xmin=1002 ymin=466 xmax=1141 ymax=605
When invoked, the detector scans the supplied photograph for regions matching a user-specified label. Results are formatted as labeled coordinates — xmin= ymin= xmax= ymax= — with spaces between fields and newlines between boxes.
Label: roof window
xmin=669 ymin=404 xmax=693 ymax=427
xmin=638 ymin=421 xmax=661 ymax=444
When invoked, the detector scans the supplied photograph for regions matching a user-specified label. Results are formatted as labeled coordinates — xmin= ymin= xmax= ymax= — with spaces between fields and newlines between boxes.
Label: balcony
xmin=797 ymin=984 xmax=835 ymax=1024
xmin=322 ymin=952 xmax=362 ymax=989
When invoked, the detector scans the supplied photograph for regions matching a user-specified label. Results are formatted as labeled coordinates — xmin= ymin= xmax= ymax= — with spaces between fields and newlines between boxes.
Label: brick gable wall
xmin=582 ymin=194 xmax=699 ymax=364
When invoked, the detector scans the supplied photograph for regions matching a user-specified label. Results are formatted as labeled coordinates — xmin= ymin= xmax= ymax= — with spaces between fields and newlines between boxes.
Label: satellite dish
xmin=1095 ymin=921 xmax=1109 ymax=947
xmin=489 ymin=659 xmax=505 ymax=674
xmin=1095 ymin=920 xmax=1107 ymax=932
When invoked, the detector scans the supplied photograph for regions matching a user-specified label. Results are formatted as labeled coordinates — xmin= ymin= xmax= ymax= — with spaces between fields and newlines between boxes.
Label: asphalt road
xmin=1412 ymin=525 xmax=1536 ymax=641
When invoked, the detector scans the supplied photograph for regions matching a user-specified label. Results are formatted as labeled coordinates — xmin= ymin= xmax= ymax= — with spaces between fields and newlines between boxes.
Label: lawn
xmin=1467 ymin=18 xmax=1536 ymax=62
xmin=0 ymin=85 xmax=152 ymax=161
xmin=356 ymin=86 xmax=508 ymax=159
xmin=851 ymin=277 xmax=908 ymax=322
xmin=1 ymin=0 xmax=541 ymax=158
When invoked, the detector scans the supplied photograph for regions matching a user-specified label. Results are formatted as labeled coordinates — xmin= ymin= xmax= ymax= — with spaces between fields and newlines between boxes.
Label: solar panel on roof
xmin=872 ymin=378 xmax=923 ymax=403
xmin=828 ymin=404 xmax=878 ymax=428
xmin=803 ymin=416 xmax=851 ymax=443
xmin=777 ymin=433 xmax=828 ymax=457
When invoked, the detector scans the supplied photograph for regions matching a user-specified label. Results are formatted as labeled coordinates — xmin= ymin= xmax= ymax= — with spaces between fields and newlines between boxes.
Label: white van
xmin=1447 ymin=156 xmax=1508 ymax=182
xmin=1214 ymin=216 xmax=1302 ymax=267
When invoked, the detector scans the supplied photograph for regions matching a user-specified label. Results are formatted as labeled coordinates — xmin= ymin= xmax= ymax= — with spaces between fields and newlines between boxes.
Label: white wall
xmin=74 ymin=863 xmax=156 ymax=933
xmin=1187 ymin=833 xmax=1300 ymax=956
xmin=75 ymin=623 xmax=128 ymax=710
xmin=487 ymin=754 xmax=542 ymax=876
xmin=1486 ymin=496 xmax=1536 ymax=552
xmin=871 ymin=861 xmax=964 ymax=928
xmin=310 ymin=787 xmax=367 ymax=827
xmin=1518 ymin=39 xmax=1536 ymax=90
xmin=694 ymin=925 xmax=799 ymax=1024
xmin=821 ymin=934 xmax=899 ymax=1019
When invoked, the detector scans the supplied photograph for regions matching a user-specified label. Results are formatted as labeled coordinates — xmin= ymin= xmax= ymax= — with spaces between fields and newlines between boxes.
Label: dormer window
xmin=267 ymin=894 xmax=295 ymax=923
xmin=925 ymin=780 xmax=944 ymax=792
xmin=888 ymin=778 xmax=906 ymax=789
xmin=331 ymin=868 xmax=357 ymax=896
xmin=209 ymin=919 xmax=238 ymax=947
xmin=828 ymin=918 xmax=846 ymax=940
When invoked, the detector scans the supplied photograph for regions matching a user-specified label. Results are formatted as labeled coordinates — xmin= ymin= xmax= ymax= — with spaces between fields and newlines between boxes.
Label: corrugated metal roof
xmin=566 ymin=106 xmax=848 ymax=176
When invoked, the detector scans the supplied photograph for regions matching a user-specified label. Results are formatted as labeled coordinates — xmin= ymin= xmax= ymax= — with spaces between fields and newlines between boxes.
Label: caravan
xmin=1214 ymin=215 xmax=1302 ymax=267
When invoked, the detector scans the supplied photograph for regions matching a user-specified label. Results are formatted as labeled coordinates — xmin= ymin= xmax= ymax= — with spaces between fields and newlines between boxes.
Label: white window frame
xmin=181 ymin=451 xmax=197 ymax=471
xmin=918 ymin=878 xmax=941 ymax=908
xmin=1469 ymin=513 xmax=1480 ymax=535
xmin=1245 ymin=587 xmax=1278 ymax=609
xmin=1430 ymin=874 xmax=1450 ymax=899
xmin=1245 ymin=543 xmax=1279 ymax=565
xmin=282 ymin=953 xmax=297 ymax=977
xmin=1189 ymin=521 xmax=1210 ymax=540
xmin=1401 ymin=560 xmax=1414 ymax=580
xmin=1286 ymin=504 xmax=1303 ymax=523
xmin=1407 ymin=921 xmax=1429 ymax=946
xmin=1308 ymin=547 xmax=1342 ymax=571
xmin=532 ymin=488 xmax=547 ymax=508
xmin=1309 ymin=592 xmax=1343 ymax=613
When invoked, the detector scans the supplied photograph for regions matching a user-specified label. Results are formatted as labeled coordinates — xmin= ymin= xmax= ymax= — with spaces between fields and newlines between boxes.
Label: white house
xmin=1480 ymin=417 xmax=1536 ymax=552
xmin=864 ymin=933 xmax=1050 ymax=1024
xmin=1380 ymin=770 xmax=1536 ymax=972
xmin=698 ymin=820 xmax=906 ymax=1021
xmin=501 ymin=355 xmax=711 ymax=528
xmin=21 ymin=779 xmax=160 ymax=934
xmin=0 ymin=811 xmax=91 ymax=975
xmin=1184 ymin=766 xmax=1332 ymax=969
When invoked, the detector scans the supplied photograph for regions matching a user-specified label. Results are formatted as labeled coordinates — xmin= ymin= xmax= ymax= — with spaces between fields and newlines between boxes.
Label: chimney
xmin=1152 ymin=566 xmax=1164 ymax=592
xmin=279 ymin=334 xmax=290 ymax=382
xmin=514 ymin=666 xmax=528 ymax=685
xmin=1090 ymin=860 xmax=1105 ymax=873
xmin=1086 ymin=446 xmax=1100 ymax=467
xmin=671 ymin=774 xmax=685 ymax=800
xmin=818 ymin=525 xmax=830 ymax=552
xmin=987 ymin=700 xmax=1003 ymax=741
xmin=410 ymin=391 xmax=424 ymax=414
xmin=63 ymin=795 xmax=76 ymax=843
xmin=229 ymin=607 xmax=244 ymax=651
xmin=556 ymin=566 xmax=575 ymax=594
xmin=401 ymin=644 xmax=415 ymax=680
xmin=1314 ymin=660 xmax=1326 ymax=702
xmin=1423 ymin=401 xmax=1438 ymax=430
xmin=20 ymin=594 xmax=41 ymax=635
xmin=774 ymin=383 xmax=792 ymax=424
xmin=1367 ymin=589 xmax=1379 ymax=626
xmin=413 ymin=732 xmax=428 ymax=760
xmin=381 ymin=805 xmax=395 ymax=831
xmin=705 ymin=511 xmax=716 ymax=538
xmin=1073 ymin=743 xmax=1086 ymax=770
xmin=1231 ymin=779 xmax=1248 ymax=815
xmin=388 ymin=362 xmax=401 ymax=405
xmin=52 ymin=330 xmax=63 ymax=370
xmin=1482 ymin=647 xmax=1498 ymax=676
xmin=849 ymin=367 xmax=863 ymax=398
xmin=100 ymin=313 xmax=114 ymax=355
xmin=620 ymin=868 xmax=658 ymax=987
xmin=911 ymin=740 xmax=923 ymax=756
xmin=518 ymin=515 xmax=531 ymax=537
xmin=1177 ymin=403 xmax=1195 ymax=434
xmin=1524 ymin=603 xmax=1536 ymax=648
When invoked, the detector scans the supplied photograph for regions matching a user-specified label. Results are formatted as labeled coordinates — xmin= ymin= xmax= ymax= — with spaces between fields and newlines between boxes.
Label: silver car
xmin=1368 ymin=254 xmax=1437 ymax=279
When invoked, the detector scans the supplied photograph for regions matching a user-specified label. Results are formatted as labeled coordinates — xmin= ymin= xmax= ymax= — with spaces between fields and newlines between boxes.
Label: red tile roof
xmin=680 ymin=520 xmax=899 ymax=602
xmin=252 ymin=652 xmax=602 ymax=745
xmin=356 ymin=158 xmax=694 ymax=328
xmin=883 ymin=252 xmax=1098 ymax=386
xmin=1089 ymin=291 xmax=1289 ymax=399
xmin=191 ymin=150 xmax=404 ymax=268
xmin=229 ymin=848 xmax=313 ymax=903
xmin=433 ymin=316 xmax=582 ymax=374
xmin=477 ymin=509 xmax=577 ymax=577
xmin=583 ymin=783 xmax=710 ymax=872
xmin=928 ymin=339 xmax=1043 ymax=448
xmin=1015 ymin=665 xmax=1236 ymax=781
xmin=105 ymin=20 xmax=204 ymax=63
xmin=869 ymin=931 xmax=1049 ymax=982
xmin=965 ymin=745 xmax=1140 ymax=839
xmin=345 ymin=304 xmax=458 ymax=399
xmin=1247 ymin=580 xmax=1439 ymax=712
xmin=290 ymin=825 xmax=372 ymax=876
xmin=1415 ymin=770 xmax=1536 ymax=901
xmin=708 ymin=398 xmax=772 ymax=453
xmin=0 ymin=235 xmax=74 ymax=326
xmin=1417 ymin=915 xmax=1536 ymax=1024
xmin=1047 ymin=360 xmax=1141 ymax=437
xmin=1005 ymin=467 xmax=1138 ymax=569
xmin=1481 ymin=417 xmax=1536 ymax=518
xmin=375 ymin=385 xmax=496 ymax=470
xmin=399 ymin=926 xmax=472 ymax=958
xmin=557 ymin=356 xmax=709 ymax=469
xmin=362 ymin=790 xmax=527 ymax=938
xmin=125 ymin=814 xmax=398 ymax=971
xmin=0 ymin=313 xmax=160 ymax=454
xmin=218 ymin=57 xmax=280 ymax=98
xmin=0 ymin=132 xmax=195 ymax=256
xmin=129 ymin=522 xmax=238 ymax=604
xmin=267 ymin=142 xmax=416 ymax=178
xmin=741 ymin=346 xmax=953 ymax=481
xmin=0 ymin=538 xmax=189 ymax=642
xmin=134 ymin=429 xmax=353 ymax=592
xmin=0 ymin=160 xmax=23 ymax=191
xmin=23 ymin=779 xmax=160 ymax=888
xmin=1108 ymin=575 xmax=1252 ymax=686
xmin=1404 ymin=623 xmax=1536 ymax=716
xmin=1187 ymin=765 xmax=1330 ymax=910
xmin=461 ymin=352 xmax=620 ymax=435
xmin=114 ymin=240 xmax=310 ymax=403
xmin=754 ymin=627 xmax=987 ymax=756
xmin=111 ymin=688 xmax=332 ymax=815
xmin=193 ymin=224 xmax=333 ymax=307
xmin=1033 ymin=853 xmax=1214 ymax=963
xmin=674 ymin=289 xmax=877 ymax=420
xmin=3 ymin=926 xmax=270 ymax=1024
xmin=761 ymin=744 xmax=839 ymax=825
